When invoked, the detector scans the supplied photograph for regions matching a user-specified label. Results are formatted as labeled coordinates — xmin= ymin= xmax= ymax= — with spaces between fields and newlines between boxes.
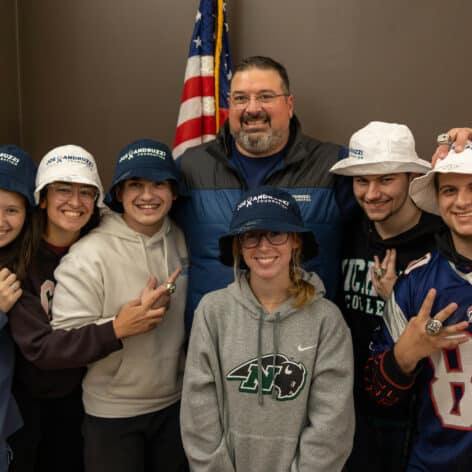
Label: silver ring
xmin=374 ymin=267 xmax=386 ymax=280
xmin=425 ymin=318 xmax=443 ymax=336
xmin=165 ymin=282 xmax=176 ymax=295
xmin=437 ymin=133 xmax=452 ymax=146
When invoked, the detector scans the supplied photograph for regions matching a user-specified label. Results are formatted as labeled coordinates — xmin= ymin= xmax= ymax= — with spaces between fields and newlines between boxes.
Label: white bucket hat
xmin=330 ymin=121 xmax=431 ymax=176
xmin=409 ymin=142 xmax=472 ymax=215
xmin=35 ymin=144 xmax=105 ymax=206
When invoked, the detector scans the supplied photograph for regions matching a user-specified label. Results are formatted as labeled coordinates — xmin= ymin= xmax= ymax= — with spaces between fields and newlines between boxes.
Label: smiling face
xmin=437 ymin=173 xmax=472 ymax=257
xmin=353 ymin=173 xmax=415 ymax=222
xmin=241 ymin=231 xmax=300 ymax=288
xmin=41 ymin=181 xmax=97 ymax=246
xmin=0 ymin=189 xmax=27 ymax=248
xmin=116 ymin=178 xmax=176 ymax=236
xmin=228 ymin=67 xmax=293 ymax=157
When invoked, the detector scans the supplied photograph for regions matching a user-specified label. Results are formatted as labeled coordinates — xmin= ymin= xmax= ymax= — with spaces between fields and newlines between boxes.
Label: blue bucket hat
xmin=105 ymin=139 xmax=181 ymax=212
xmin=0 ymin=144 xmax=36 ymax=207
xmin=219 ymin=186 xmax=318 ymax=266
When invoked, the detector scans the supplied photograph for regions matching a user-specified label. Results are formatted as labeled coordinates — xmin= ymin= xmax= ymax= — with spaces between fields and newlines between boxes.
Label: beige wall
xmin=3 ymin=0 xmax=472 ymax=187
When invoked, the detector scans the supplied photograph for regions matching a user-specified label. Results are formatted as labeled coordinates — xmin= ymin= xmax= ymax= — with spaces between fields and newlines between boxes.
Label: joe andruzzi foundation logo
xmin=119 ymin=147 xmax=168 ymax=163
xmin=236 ymin=194 xmax=290 ymax=212
xmin=0 ymin=153 xmax=20 ymax=166
xmin=45 ymin=154 xmax=95 ymax=170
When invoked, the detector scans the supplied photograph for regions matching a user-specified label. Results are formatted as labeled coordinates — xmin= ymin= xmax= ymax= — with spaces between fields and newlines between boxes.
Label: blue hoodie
xmin=0 ymin=311 xmax=22 ymax=470
xmin=0 ymin=144 xmax=36 ymax=470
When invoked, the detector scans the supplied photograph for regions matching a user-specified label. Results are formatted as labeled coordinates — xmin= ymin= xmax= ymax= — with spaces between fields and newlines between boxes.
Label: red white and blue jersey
xmin=372 ymin=249 xmax=472 ymax=471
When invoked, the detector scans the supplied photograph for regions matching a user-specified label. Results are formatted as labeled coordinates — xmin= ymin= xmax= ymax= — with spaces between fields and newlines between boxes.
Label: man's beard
xmin=231 ymin=112 xmax=285 ymax=156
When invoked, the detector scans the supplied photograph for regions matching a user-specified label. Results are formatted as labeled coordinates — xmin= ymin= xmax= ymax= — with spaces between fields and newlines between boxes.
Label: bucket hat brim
xmin=330 ymin=159 xmax=431 ymax=176
xmin=219 ymin=218 xmax=318 ymax=266
xmin=409 ymin=148 xmax=472 ymax=215
xmin=105 ymin=167 xmax=179 ymax=212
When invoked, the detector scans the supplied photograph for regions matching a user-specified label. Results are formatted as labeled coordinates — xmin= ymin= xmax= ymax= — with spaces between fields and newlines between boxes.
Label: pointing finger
xmin=167 ymin=267 xmax=182 ymax=285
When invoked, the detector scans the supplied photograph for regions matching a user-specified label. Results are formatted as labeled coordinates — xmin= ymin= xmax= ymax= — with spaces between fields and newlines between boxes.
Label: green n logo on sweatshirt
xmin=227 ymin=353 xmax=306 ymax=401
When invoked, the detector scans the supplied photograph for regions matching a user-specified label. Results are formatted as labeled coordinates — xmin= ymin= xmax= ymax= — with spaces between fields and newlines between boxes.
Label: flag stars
xmin=195 ymin=10 xmax=202 ymax=22
xmin=193 ymin=36 xmax=202 ymax=49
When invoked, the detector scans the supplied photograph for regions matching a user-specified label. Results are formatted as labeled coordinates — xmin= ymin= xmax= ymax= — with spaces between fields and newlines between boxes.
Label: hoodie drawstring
xmin=257 ymin=310 xmax=281 ymax=405
xmin=257 ymin=309 xmax=264 ymax=405
xmin=140 ymin=219 xmax=171 ymax=281
xmin=163 ymin=232 xmax=170 ymax=279
xmin=272 ymin=312 xmax=280 ymax=400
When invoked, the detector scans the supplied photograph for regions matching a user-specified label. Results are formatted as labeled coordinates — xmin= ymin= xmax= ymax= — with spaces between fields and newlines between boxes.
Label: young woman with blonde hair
xmin=181 ymin=186 xmax=355 ymax=472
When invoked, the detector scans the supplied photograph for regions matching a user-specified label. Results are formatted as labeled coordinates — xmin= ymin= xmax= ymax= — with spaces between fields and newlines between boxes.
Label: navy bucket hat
xmin=0 ymin=144 xmax=36 ymax=207
xmin=219 ymin=186 xmax=319 ymax=266
xmin=105 ymin=139 xmax=181 ymax=212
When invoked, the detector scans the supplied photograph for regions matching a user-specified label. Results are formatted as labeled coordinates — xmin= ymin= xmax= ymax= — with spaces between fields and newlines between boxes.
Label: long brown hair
xmin=232 ymin=233 xmax=315 ymax=308
xmin=17 ymin=186 xmax=101 ymax=280
xmin=0 ymin=194 xmax=32 ymax=281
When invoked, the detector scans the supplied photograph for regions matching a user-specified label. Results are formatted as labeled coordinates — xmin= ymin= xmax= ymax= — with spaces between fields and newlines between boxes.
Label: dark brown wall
xmin=6 ymin=0 xmax=472 ymax=187
xmin=17 ymin=0 xmax=195 ymax=185
xmin=0 ymin=0 xmax=21 ymax=144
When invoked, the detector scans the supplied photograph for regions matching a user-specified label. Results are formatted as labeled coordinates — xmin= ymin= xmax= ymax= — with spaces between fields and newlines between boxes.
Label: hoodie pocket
xmin=107 ymin=347 xmax=184 ymax=400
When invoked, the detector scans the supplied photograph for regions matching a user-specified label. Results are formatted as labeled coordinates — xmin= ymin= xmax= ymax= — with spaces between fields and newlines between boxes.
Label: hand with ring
xmin=371 ymin=249 xmax=397 ymax=301
xmin=112 ymin=267 xmax=183 ymax=339
xmin=431 ymin=127 xmax=472 ymax=166
xmin=166 ymin=281 xmax=177 ymax=295
xmin=0 ymin=267 xmax=23 ymax=313
xmin=140 ymin=267 xmax=182 ymax=310
xmin=392 ymin=289 xmax=469 ymax=374
xmin=424 ymin=318 xmax=443 ymax=336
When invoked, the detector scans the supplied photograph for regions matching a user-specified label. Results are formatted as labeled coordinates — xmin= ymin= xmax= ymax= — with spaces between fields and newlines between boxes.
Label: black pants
xmin=8 ymin=388 xmax=84 ymax=472
xmin=83 ymin=401 xmax=188 ymax=472
xmin=344 ymin=412 xmax=410 ymax=472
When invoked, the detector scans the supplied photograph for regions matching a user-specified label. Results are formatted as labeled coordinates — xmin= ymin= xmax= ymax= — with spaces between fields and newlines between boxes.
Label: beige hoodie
xmin=51 ymin=211 xmax=188 ymax=418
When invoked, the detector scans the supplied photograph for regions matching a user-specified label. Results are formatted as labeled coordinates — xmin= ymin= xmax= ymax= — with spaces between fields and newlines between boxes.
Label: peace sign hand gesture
xmin=371 ymin=249 xmax=397 ymax=301
xmin=393 ymin=288 xmax=469 ymax=374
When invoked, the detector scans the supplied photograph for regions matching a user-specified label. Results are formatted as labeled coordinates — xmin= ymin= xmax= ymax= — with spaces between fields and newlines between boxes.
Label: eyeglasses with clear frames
xmin=229 ymin=93 xmax=289 ymax=108
xmin=238 ymin=231 xmax=289 ymax=249
xmin=48 ymin=183 xmax=99 ymax=203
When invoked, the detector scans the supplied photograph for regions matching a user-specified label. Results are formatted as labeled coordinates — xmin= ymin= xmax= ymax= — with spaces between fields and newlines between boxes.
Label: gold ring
xmin=425 ymin=318 xmax=442 ymax=336
xmin=165 ymin=282 xmax=176 ymax=295
xmin=374 ymin=267 xmax=386 ymax=280
xmin=436 ymin=133 xmax=452 ymax=146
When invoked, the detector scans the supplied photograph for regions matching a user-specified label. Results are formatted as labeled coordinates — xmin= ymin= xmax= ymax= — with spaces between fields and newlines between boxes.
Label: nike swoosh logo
xmin=297 ymin=344 xmax=316 ymax=352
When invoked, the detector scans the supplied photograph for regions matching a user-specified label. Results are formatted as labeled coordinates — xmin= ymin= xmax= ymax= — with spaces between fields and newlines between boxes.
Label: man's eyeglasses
xmin=229 ymin=93 xmax=289 ymax=108
xmin=48 ymin=182 xmax=99 ymax=203
xmin=238 ymin=231 xmax=289 ymax=249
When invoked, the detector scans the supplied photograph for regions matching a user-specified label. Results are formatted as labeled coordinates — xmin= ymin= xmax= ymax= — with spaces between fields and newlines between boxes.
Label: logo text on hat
xmin=0 ymin=153 xmax=20 ymax=166
xmin=46 ymin=155 xmax=94 ymax=169
xmin=237 ymin=194 xmax=290 ymax=212
xmin=119 ymin=148 xmax=167 ymax=163
xmin=348 ymin=148 xmax=364 ymax=159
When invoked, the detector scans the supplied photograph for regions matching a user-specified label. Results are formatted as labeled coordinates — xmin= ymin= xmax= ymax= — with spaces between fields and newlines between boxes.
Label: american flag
xmin=173 ymin=0 xmax=233 ymax=159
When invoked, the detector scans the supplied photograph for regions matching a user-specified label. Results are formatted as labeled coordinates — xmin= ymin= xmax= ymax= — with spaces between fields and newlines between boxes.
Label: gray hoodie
xmin=181 ymin=271 xmax=354 ymax=472
xmin=51 ymin=211 xmax=188 ymax=418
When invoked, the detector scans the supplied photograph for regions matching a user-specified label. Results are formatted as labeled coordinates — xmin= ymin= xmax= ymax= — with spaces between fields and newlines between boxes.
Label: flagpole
xmin=214 ymin=0 xmax=224 ymax=131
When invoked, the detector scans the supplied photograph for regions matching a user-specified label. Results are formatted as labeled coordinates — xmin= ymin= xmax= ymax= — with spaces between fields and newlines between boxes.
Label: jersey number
xmin=430 ymin=339 xmax=472 ymax=430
